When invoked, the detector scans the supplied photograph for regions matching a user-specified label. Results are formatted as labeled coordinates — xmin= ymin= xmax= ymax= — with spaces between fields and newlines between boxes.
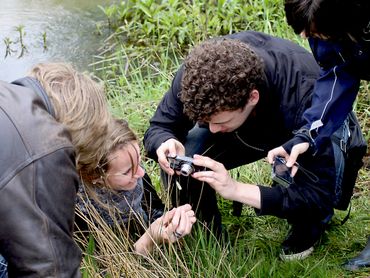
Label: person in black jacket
xmin=0 ymin=63 xmax=112 ymax=277
xmin=143 ymin=31 xmax=365 ymax=261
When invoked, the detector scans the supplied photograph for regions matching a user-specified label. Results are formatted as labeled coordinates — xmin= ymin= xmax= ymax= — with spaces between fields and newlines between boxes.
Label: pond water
xmin=0 ymin=0 xmax=116 ymax=82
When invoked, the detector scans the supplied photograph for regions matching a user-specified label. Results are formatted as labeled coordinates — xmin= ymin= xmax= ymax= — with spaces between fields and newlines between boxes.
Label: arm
xmin=143 ymin=67 xmax=195 ymax=160
xmin=191 ymin=155 xmax=261 ymax=209
xmin=268 ymin=39 xmax=360 ymax=168
xmin=134 ymin=204 xmax=196 ymax=255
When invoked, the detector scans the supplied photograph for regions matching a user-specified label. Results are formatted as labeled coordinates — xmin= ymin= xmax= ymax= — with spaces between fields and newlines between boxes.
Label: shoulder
xmin=225 ymin=31 xmax=309 ymax=53
xmin=0 ymin=81 xmax=73 ymax=186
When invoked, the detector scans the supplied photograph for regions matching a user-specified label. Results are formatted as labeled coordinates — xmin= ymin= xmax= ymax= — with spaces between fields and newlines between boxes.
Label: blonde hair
xmin=81 ymin=118 xmax=139 ymax=209
xmin=84 ymin=118 xmax=138 ymax=184
xmin=28 ymin=62 xmax=111 ymax=174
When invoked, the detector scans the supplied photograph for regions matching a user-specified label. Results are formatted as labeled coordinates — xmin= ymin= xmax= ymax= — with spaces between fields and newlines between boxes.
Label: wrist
xmin=283 ymin=130 xmax=316 ymax=154
xmin=234 ymin=182 xmax=261 ymax=209
xmin=134 ymin=231 xmax=154 ymax=255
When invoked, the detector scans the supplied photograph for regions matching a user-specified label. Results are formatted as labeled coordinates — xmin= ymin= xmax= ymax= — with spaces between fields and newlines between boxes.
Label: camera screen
xmin=272 ymin=157 xmax=293 ymax=187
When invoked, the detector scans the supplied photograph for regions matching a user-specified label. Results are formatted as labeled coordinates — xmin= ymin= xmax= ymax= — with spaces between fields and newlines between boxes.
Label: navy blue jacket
xmin=288 ymin=36 xmax=369 ymax=152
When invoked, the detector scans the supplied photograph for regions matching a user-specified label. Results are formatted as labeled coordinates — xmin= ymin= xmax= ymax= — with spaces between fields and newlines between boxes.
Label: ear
xmin=92 ymin=176 xmax=104 ymax=185
xmin=248 ymin=89 xmax=259 ymax=105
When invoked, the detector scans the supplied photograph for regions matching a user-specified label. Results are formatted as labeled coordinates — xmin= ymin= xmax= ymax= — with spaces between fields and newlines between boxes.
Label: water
xmin=0 ymin=0 xmax=116 ymax=82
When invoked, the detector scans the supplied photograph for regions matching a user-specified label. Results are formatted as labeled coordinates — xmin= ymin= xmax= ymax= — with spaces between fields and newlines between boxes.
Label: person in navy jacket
xmin=267 ymin=0 xmax=369 ymax=270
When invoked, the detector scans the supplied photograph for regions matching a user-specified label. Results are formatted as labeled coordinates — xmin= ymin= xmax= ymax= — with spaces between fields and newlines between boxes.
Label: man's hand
xmin=191 ymin=154 xmax=262 ymax=209
xmin=191 ymin=154 xmax=238 ymax=200
xmin=156 ymin=138 xmax=185 ymax=175
xmin=267 ymin=142 xmax=309 ymax=176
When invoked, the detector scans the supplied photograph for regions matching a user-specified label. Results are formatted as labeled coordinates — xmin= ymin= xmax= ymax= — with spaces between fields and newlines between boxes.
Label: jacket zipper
xmin=234 ymin=131 xmax=266 ymax=152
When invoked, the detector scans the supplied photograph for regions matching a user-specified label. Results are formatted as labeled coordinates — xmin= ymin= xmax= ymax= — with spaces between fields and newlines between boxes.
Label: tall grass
xmin=79 ymin=0 xmax=370 ymax=277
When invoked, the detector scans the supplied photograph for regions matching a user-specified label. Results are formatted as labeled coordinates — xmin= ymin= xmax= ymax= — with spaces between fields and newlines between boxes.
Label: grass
xmin=79 ymin=0 xmax=370 ymax=277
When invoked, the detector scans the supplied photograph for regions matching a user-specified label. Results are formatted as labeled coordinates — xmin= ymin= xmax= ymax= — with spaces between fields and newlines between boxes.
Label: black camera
xmin=271 ymin=156 xmax=293 ymax=187
xmin=167 ymin=155 xmax=201 ymax=176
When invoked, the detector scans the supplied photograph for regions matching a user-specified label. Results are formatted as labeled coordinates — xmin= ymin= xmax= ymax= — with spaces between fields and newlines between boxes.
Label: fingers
xmin=286 ymin=142 xmax=309 ymax=168
xmin=291 ymin=165 xmax=299 ymax=177
xmin=192 ymin=154 xmax=222 ymax=171
xmin=157 ymin=143 xmax=174 ymax=175
xmin=267 ymin=147 xmax=288 ymax=164
xmin=161 ymin=207 xmax=176 ymax=225
xmin=149 ymin=205 xmax=197 ymax=244
xmin=156 ymin=139 xmax=185 ymax=175
xmin=177 ymin=203 xmax=192 ymax=212
xmin=170 ymin=206 xmax=182 ymax=227
xmin=170 ymin=209 xmax=196 ymax=242
xmin=175 ymin=209 xmax=190 ymax=235
xmin=268 ymin=143 xmax=309 ymax=177
xmin=161 ymin=205 xmax=196 ymax=242
xmin=191 ymin=170 xmax=217 ymax=184
xmin=170 ymin=204 xmax=192 ymax=227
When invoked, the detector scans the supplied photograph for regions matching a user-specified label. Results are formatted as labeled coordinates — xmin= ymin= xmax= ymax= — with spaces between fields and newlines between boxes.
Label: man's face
xmin=207 ymin=103 xmax=255 ymax=133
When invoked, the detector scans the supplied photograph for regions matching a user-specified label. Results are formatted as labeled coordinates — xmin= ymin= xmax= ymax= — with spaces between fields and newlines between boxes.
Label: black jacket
xmin=144 ymin=31 xmax=320 ymax=159
xmin=0 ymin=78 xmax=81 ymax=277
xmin=143 ymin=31 xmax=353 ymax=222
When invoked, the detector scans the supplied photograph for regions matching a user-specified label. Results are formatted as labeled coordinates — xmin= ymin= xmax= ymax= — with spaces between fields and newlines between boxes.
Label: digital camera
xmin=167 ymin=155 xmax=201 ymax=176
xmin=271 ymin=156 xmax=293 ymax=187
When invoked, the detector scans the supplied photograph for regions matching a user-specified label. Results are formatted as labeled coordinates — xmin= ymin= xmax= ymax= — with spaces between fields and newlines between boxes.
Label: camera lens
xmin=180 ymin=163 xmax=194 ymax=176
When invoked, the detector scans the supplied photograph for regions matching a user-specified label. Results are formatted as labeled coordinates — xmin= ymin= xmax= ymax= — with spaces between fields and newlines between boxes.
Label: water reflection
xmin=0 ymin=0 xmax=115 ymax=81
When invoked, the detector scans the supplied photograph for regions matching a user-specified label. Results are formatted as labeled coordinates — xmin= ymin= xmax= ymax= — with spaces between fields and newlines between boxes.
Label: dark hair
xmin=180 ymin=38 xmax=264 ymax=122
xmin=284 ymin=0 xmax=370 ymax=41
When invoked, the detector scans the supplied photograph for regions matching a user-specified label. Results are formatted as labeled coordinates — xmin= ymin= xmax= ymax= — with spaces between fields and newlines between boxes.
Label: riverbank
xmin=0 ymin=0 xmax=115 ymax=82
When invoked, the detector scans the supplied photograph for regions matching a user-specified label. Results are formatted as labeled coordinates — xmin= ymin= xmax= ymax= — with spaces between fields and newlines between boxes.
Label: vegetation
xmin=80 ymin=0 xmax=370 ymax=277
xmin=2 ymin=24 xmax=30 ymax=59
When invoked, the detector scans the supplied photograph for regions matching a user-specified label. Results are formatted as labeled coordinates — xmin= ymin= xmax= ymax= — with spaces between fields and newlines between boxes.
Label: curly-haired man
xmin=143 ymin=31 xmax=365 ymax=261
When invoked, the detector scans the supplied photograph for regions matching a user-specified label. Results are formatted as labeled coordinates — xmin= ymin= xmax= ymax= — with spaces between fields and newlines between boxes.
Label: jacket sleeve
xmin=143 ymin=66 xmax=195 ymax=160
xmin=285 ymin=38 xmax=360 ymax=153
xmin=0 ymin=148 xmax=82 ymax=278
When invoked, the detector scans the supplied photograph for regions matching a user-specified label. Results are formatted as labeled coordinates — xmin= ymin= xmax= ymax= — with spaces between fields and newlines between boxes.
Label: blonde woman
xmin=77 ymin=119 xmax=196 ymax=255
xmin=0 ymin=63 xmax=111 ymax=277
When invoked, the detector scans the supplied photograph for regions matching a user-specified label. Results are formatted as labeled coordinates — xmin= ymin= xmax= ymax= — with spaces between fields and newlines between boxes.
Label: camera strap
xmin=295 ymin=163 xmax=319 ymax=183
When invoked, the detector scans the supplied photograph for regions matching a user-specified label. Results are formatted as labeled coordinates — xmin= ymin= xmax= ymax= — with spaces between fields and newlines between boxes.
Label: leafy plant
xmin=3 ymin=37 xmax=16 ymax=58
xmin=15 ymin=24 xmax=27 ymax=58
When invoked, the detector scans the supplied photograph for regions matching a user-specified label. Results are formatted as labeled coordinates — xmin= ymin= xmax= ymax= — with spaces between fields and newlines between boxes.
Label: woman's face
xmin=105 ymin=142 xmax=145 ymax=191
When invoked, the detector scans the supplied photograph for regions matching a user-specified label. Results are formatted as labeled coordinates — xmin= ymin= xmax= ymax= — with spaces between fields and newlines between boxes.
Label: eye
xmin=121 ymin=168 xmax=131 ymax=176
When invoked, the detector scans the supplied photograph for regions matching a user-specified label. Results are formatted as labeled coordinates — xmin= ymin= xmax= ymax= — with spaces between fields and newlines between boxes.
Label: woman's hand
xmin=150 ymin=204 xmax=196 ymax=243
xmin=134 ymin=204 xmax=196 ymax=255
xmin=156 ymin=138 xmax=185 ymax=175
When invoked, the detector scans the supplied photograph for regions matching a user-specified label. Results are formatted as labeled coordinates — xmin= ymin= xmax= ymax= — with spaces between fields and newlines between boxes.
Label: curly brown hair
xmin=180 ymin=38 xmax=264 ymax=122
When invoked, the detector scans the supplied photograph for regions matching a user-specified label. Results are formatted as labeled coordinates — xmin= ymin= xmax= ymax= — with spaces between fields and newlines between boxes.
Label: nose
xmin=133 ymin=165 xmax=145 ymax=179
xmin=209 ymin=123 xmax=222 ymax=133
